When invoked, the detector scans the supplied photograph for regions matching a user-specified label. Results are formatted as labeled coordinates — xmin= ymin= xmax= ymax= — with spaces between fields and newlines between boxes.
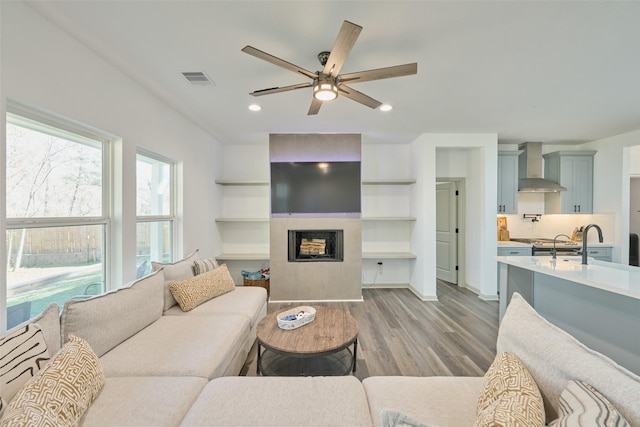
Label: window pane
xmin=136 ymin=154 xmax=171 ymax=216
xmin=6 ymin=122 xmax=103 ymax=218
xmin=6 ymin=225 xmax=105 ymax=329
xmin=136 ymin=221 xmax=173 ymax=276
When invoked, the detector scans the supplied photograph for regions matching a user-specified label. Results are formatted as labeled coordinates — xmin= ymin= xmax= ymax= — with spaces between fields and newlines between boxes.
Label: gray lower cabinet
xmin=581 ymin=247 xmax=612 ymax=262
xmin=498 ymin=247 xmax=532 ymax=256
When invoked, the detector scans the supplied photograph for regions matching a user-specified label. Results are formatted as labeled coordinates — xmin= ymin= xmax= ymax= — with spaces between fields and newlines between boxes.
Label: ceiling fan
xmin=241 ymin=20 xmax=418 ymax=115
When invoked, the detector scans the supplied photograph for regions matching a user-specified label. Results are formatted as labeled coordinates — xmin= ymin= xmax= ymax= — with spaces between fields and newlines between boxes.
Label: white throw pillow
xmin=548 ymin=381 xmax=631 ymax=427
xmin=0 ymin=323 xmax=51 ymax=403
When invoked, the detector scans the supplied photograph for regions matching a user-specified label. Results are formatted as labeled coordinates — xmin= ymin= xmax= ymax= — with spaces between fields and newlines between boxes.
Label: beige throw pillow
xmin=1 ymin=335 xmax=104 ymax=427
xmin=475 ymin=352 xmax=545 ymax=427
xmin=169 ymin=264 xmax=235 ymax=312
xmin=0 ymin=323 xmax=51 ymax=403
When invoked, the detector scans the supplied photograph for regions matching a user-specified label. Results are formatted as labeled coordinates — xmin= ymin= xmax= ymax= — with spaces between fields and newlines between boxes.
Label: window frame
xmin=135 ymin=148 xmax=177 ymax=265
xmin=5 ymin=101 xmax=113 ymax=305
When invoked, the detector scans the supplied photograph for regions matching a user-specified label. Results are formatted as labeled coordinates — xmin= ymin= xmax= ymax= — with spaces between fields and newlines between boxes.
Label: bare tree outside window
xmin=5 ymin=115 xmax=106 ymax=328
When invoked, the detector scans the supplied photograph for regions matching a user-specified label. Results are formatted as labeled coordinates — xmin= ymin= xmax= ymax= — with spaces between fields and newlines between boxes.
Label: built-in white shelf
xmin=215 ymin=180 xmax=269 ymax=186
xmin=362 ymin=216 xmax=416 ymax=221
xmin=362 ymin=179 xmax=416 ymax=185
xmin=362 ymin=252 xmax=417 ymax=259
xmin=215 ymin=253 xmax=270 ymax=261
xmin=215 ymin=218 xmax=269 ymax=223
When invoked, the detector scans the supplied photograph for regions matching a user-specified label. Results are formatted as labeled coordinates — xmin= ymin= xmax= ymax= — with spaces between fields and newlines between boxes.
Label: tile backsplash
xmin=499 ymin=192 xmax=615 ymax=242
xmin=500 ymin=213 xmax=615 ymax=242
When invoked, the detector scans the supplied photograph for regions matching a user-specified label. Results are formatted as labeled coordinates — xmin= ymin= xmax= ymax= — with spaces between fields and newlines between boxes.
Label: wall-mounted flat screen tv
xmin=271 ymin=161 xmax=361 ymax=215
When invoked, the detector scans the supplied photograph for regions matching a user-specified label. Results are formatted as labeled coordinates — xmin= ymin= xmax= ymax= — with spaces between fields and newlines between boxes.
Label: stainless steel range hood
xmin=518 ymin=142 xmax=566 ymax=193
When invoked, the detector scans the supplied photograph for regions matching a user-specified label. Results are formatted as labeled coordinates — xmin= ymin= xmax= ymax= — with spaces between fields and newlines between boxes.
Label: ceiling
xmin=28 ymin=1 xmax=640 ymax=146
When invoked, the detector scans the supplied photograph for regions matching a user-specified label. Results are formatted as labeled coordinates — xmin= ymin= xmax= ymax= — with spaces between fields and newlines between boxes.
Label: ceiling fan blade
xmin=250 ymin=82 xmax=313 ymax=97
xmin=242 ymin=46 xmax=317 ymax=80
xmin=308 ymin=97 xmax=323 ymax=115
xmin=339 ymin=63 xmax=418 ymax=84
xmin=338 ymin=85 xmax=382 ymax=109
xmin=322 ymin=21 xmax=362 ymax=77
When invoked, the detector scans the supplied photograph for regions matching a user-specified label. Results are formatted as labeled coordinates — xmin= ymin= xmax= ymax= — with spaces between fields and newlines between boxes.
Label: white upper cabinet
xmin=543 ymin=151 xmax=596 ymax=214
xmin=497 ymin=152 xmax=520 ymax=214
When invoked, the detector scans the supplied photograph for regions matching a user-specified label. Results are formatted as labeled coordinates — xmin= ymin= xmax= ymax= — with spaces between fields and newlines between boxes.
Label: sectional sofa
xmin=2 ymin=252 xmax=639 ymax=427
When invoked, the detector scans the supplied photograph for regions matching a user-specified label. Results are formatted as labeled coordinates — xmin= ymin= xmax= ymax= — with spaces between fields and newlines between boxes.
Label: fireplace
xmin=288 ymin=229 xmax=344 ymax=262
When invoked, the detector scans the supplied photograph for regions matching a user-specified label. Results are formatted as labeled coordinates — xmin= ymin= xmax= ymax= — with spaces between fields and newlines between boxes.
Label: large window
xmin=136 ymin=152 xmax=175 ymax=277
xmin=6 ymin=111 xmax=108 ymax=329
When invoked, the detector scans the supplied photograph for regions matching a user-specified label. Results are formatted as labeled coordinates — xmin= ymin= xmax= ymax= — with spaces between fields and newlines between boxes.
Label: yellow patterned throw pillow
xmin=169 ymin=263 xmax=235 ymax=311
xmin=475 ymin=352 xmax=545 ymax=427
xmin=1 ymin=334 xmax=105 ymax=427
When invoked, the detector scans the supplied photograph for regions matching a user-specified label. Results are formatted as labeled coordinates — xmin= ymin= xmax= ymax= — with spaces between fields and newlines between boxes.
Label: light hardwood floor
xmin=241 ymin=280 xmax=499 ymax=379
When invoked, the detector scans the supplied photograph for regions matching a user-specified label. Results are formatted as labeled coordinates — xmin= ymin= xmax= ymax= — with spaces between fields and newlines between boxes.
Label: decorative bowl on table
xmin=276 ymin=306 xmax=316 ymax=330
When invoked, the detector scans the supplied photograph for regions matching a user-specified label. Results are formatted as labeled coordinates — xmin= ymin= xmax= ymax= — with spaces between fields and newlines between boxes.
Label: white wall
xmin=436 ymin=148 xmax=485 ymax=294
xmin=581 ymin=130 xmax=640 ymax=263
xmin=1 ymin=1 xmax=221 ymax=326
xmin=411 ymin=134 xmax=498 ymax=300
xmin=361 ymin=144 xmax=414 ymax=288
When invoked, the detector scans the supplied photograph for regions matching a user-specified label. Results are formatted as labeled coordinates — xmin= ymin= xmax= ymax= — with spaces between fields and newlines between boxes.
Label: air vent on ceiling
xmin=181 ymin=71 xmax=214 ymax=85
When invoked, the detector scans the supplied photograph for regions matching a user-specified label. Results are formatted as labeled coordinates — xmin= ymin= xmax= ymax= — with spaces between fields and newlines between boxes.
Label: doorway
xmin=435 ymin=179 xmax=466 ymax=287
xmin=630 ymin=177 xmax=640 ymax=265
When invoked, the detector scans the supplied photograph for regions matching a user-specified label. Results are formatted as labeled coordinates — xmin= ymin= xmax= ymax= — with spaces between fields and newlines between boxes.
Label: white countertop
xmin=497 ymin=256 xmax=640 ymax=300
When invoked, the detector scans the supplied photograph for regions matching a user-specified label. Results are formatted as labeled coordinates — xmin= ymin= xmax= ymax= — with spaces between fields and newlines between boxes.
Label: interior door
xmin=436 ymin=182 xmax=458 ymax=284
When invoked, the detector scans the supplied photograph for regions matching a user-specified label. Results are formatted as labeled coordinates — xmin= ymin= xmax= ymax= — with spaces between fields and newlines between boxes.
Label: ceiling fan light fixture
xmin=379 ymin=104 xmax=393 ymax=112
xmin=313 ymin=77 xmax=338 ymax=101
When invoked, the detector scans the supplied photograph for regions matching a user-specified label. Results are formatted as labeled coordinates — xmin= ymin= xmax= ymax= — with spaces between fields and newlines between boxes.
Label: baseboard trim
xmin=268 ymin=297 xmax=364 ymax=303
xmin=479 ymin=293 xmax=499 ymax=301
xmin=361 ymin=283 xmax=409 ymax=289
xmin=408 ymin=285 xmax=438 ymax=302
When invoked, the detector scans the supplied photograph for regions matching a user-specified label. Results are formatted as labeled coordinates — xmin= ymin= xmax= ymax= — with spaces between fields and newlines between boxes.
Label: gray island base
xmin=497 ymin=256 xmax=640 ymax=375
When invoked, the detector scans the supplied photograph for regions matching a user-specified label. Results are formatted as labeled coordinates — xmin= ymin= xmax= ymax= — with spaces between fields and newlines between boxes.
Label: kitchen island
xmin=497 ymin=256 xmax=640 ymax=375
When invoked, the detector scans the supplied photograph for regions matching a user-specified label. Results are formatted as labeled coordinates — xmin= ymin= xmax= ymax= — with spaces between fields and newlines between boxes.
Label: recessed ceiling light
xmin=248 ymin=104 xmax=262 ymax=112
xmin=379 ymin=104 xmax=393 ymax=112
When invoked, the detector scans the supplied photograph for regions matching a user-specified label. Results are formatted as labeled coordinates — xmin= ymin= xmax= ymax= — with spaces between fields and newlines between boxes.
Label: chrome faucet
xmin=581 ymin=224 xmax=603 ymax=265
xmin=552 ymin=234 xmax=572 ymax=260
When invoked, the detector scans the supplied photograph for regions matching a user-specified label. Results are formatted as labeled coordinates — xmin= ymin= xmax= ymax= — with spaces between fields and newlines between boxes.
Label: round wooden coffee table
xmin=256 ymin=306 xmax=358 ymax=376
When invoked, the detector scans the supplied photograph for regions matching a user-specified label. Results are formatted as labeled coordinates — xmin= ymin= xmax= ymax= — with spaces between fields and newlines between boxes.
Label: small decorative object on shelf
xmin=276 ymin=306 xmax=316 ymax=330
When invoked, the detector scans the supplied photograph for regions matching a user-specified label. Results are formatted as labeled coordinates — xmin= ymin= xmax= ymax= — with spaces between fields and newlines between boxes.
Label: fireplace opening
xmin=288 ymin=229 xmax=344 ymax=262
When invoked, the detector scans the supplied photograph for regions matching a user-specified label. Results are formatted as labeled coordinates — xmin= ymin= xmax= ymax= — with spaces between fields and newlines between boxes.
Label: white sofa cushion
xmin=164 ymin=286 xmax=267 ymax=330
xmin=61 ymin=269 xmax=164 ymax=357
xmin=99 ymin=314 xmax=250 ymax=379
xmin=497 ymin=293 xmax=640 ymax=425
xmin=80 ymin=376 xmax=208 ymax=427
xmin=28 ymin=302 xmax=61 ymax=354
xmin=152 ymin=249 xmax=199 ymax=311
xmin=362 ymin=376 xmax=483 ymax=427
xmin=181 ymin=376 xmax=373 ymax=427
